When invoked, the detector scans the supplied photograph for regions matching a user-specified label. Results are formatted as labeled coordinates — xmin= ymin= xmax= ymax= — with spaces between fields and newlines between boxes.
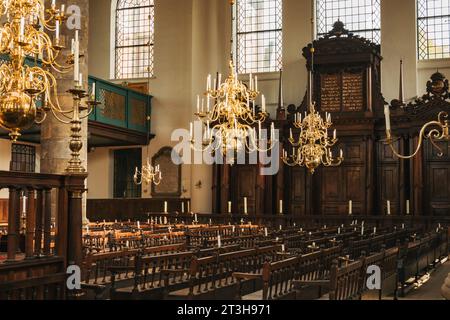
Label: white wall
xmin=86 ymin=0 xmax=450 ymax=211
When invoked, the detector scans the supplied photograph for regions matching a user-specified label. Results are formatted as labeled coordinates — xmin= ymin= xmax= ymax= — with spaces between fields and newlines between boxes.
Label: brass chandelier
xmin=0 ymin=0 xmax=99 ymax=173
xmin=190 ymin=61 xmax=275 ymax=157
xmin=282 ymin=48 xmax=343 ymax=174
xmin=282 ymin=101 xmax=343 ymax=174
xmin=133 ymin=158 xmax=162 ymax=186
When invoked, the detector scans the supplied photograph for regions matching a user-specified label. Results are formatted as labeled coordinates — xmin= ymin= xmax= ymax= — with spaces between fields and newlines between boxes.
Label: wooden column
xmin=43 ymin=188 xmax=52 ymax=256
xmin=34 ymin=189 xmax=43 ymax=256
xmin=25 ymin=189 xmax=36 ymax=259
xmin=6 ymin=188 xmax=20 ymax=262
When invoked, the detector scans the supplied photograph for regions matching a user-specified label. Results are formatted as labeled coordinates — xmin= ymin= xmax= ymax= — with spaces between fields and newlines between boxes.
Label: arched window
xmin=418 ymin=0 xmax=450 ymax=60
xmin=235 ymin=0 xmax=283 ymax=74
xmin=316 ymin=0 xmax=381 ymax=44
xmin=115 ymin=0 xmax=154 ymax=79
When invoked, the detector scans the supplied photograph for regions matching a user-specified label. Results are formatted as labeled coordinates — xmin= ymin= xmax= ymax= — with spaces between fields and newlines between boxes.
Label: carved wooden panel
xmin=236 ymin=166 xmax=257 ymax=215
xmin=425 ymin=140 xmax=450 ymax=216
xmin=377 ymin=140 xmax=401 ymax=215
xmin=289 ymin=167 xmax=306 ymax=215
xmin=151 ymin=147 xmax=181 ymax=197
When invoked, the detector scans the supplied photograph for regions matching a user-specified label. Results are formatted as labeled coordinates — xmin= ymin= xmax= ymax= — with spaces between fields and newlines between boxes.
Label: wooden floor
xmin=399 ymin=259 xmax=449 ymax=300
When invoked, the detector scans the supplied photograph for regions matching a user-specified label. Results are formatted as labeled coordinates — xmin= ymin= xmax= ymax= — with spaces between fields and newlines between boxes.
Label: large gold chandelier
xmin=0 ymin=0 xmax=99 ymax=173
xmin=190 ymin=61 xmax=275 ymax=157
xmin=282 ymin=101 xmax=343 ymax=174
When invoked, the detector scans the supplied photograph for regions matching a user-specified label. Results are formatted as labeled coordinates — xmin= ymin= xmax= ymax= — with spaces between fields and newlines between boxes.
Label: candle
xmin=137 ymin=221 xmax=140 ymax=229
xmin=187 ymin=201 xmax=190 ymax=213
xmin=164 ymin=201 xmax=168 ymax=213
xmin=22 ymin=195 xmax=27 ymax=214
xmin=279 ymin=200 xmax=283 ymax=214
xmin=164 ymin=216 xmax=167 ymax=225
xmin=361 ymin=226 xmax=364 ymax=236
xmin=387 ymin=200 xmax=391 ymax=215
xmin=126 ymin=240 xmax=129 ymax=248
xmin=373 ymin=227 xmax=376 ymax=234
xmin=338 ymin=227 xmax=341 ymax=235
xmin=349 ymin=200 xmax=353 ymax=215
xmin=217 ymin=234 xmax=221 ymax=248
xmin=209 ymin=218 xmax=212 ymax=225
xmin=279 ymin=225 xmax=282 ymax=231
xmin=384 ymin=105 xmax=391 ymax=132
xmin=264 ymin=228 xmax=268 ymax=237
xmin=61 ymin=4 xmax=65 ymax=14
xmin=255 ymin=76 xmax=258 ymax=92
xmin=86 ymin=225 xmax=89 ymax=233
xmin=232 ymin=225 xmax=235 ymax=233
xmin=181 ymin=202 xmax=185 ymax=213
xmin=406 ymin=200 xmax=410 ymax=215
xmin=206 ymin=74 xmax=211 ymax=91
xmin=194 ymin=213 xmax=198 ymax=222
xmin=147 ymin=218 xmax=150 ymax=224
xmin=243 ymin=197 xmax=248 ymax=214
xmin=261 ymin=95 xmax=266 ymax=113
xmin=79 ymin=73 xmax=83 ymax=87
xmin=402 ymin=223 xmax=405 ymax=229
xmin=228 ymin=201 xmax=232 ymax=214
xmin=74 ymin=30 xmax=79 ymax=82
xmin=281 ymin=244 xmax=285 ymax=252
xmin=19 ymin=17 xmax=25 ymax=38
xmin=90 ymin=82 xmax=96 ymax=100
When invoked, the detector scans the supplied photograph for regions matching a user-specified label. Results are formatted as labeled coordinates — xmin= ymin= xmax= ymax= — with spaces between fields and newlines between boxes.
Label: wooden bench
xmin=0 ymin=273 xmax=67 ymax=300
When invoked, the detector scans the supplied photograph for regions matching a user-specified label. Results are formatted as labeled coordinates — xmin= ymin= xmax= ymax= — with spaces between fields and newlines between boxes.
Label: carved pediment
xmin=399 ymin=72 xmax=450 ymax=117
xmin=302 ymin=21 xmax=381 ymax=59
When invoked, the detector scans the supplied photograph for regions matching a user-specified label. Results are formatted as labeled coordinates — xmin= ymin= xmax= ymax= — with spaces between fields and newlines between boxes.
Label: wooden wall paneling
xmin=425 ymin=140 xmax=450 ymax=216
xmin=411 ymin=135 xmax=424 ymax=216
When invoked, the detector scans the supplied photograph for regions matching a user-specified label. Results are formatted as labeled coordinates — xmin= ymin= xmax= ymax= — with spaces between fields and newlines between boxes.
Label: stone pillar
xmin=40 ymin=0 xmax=89 ymax=224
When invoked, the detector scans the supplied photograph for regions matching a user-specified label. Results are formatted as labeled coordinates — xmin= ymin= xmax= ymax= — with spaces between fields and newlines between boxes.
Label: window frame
xmin=234 ymin=0 xmax=283 ymax=75
xmin=113 ymin=0 xmax=155 ymax=80
xmin=10 ymin=143 xmax=36 ymax=173
xmin=315 ymin=0 xmax=381 ymax=44
xmin=417 ymin=0 xmax=450 ymax=60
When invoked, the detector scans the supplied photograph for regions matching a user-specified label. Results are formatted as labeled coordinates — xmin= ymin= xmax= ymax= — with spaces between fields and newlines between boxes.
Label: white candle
xmin=194 ymin=213 xmax=198 ymax=222
xmin=338 ymin=227 xmax=341 ymax=235
xmin=181 ymin=202 xmax=185 ymax=213
xmin=22 ymin=195 xmax=27 ymax=214
xmin=281 ymin=244 xmax=285 ymax=252
xmin=207 ymin=74 xmax=211 ymax=91
xmin=137 ymin=221 xmax=140 ymax=229
xmin=228 ymin=201 xmax=232 ymax=213
xmin=61 ymin=4 xmax=65 ymax=14
xmin=86 ymin=225 xmax=89 ymax=233
xmin=232 ymin=225 xmax=235 ymax=233
xmin=187 ymin=201 xmax=190 ymax=213
xmin=255 ymin=76 xmax=258 ymax=91
xmin=279 ymin=225 xmax=282 ymax=231
xmin=217 ymin=234 xmax=221 ymax=248
xmin=373 ymin=227 xmax=376 ymax=234
xmin=51 ymin=0 xmax=56 ymax=8
xmin=384 ymin=105 xmax=391 ymax=132
xmin=164 ymin=201 xmax=168 ymax=213
xmin=209 ymin=218 xmax=212 ymax=225
xmin=264 ymin=227 xmax=268 ymax=237
xmin=402 ymin=223 xmax=405 ymax=229
xmin=349 ymin=200 xmax=353 ymax=215
xmin=243 ymin=197 xmax=248 ymax=214
xmin=387 ymin=200 xmax=391 ymax=215
xmin=79 ymin=73 xmax=83 ymax=87
xmin=361 ymin=226 xmax=364 ymax=236
xmin=279 ymin=200 xmax=283 ymax=214
xmin=262 ymin=95 xmax=266 ymax=113
xmin=19 ymin=17 xmax=25 ymax=37
xmin=164 ymin=216 xmax=167 ymax=225
xmin=406 ymin=200 xmax=410 ymax=215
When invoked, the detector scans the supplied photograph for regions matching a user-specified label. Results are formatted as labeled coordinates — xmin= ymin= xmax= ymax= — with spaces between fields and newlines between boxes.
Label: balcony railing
xmin=88 ymin=76 xmax=152 ymax=135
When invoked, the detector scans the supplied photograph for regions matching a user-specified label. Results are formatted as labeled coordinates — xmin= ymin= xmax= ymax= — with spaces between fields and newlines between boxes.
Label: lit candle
xmin=243 ymin=197 xmax=248 ymax=214
xmin=348 ymin=200 xmax=353 ymax=215
xmin=406 ymin=200 xmax=410 ymax=215
xmin=164 ymin=201 xmax=168 ymax=213
xmin=279 ymin=200 xmax=283 ymax=214
xmin=387 ymin=200 xmax=391 ymax=215
xmin=228 ymin=201 xmax=232 ymax=214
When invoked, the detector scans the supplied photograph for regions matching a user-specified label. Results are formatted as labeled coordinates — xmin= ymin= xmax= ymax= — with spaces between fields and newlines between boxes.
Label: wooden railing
xmin=92 ymin=212 xmax=449 ymax=231
xmin=88 ymin=76 xmax=152 ymax=135
xmin=0 ymin=170 xmax=87 ymax=299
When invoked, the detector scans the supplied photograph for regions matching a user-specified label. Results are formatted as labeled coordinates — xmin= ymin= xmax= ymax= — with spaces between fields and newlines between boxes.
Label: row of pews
xmin=78 ymin=221 xmax=448 ymax=300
